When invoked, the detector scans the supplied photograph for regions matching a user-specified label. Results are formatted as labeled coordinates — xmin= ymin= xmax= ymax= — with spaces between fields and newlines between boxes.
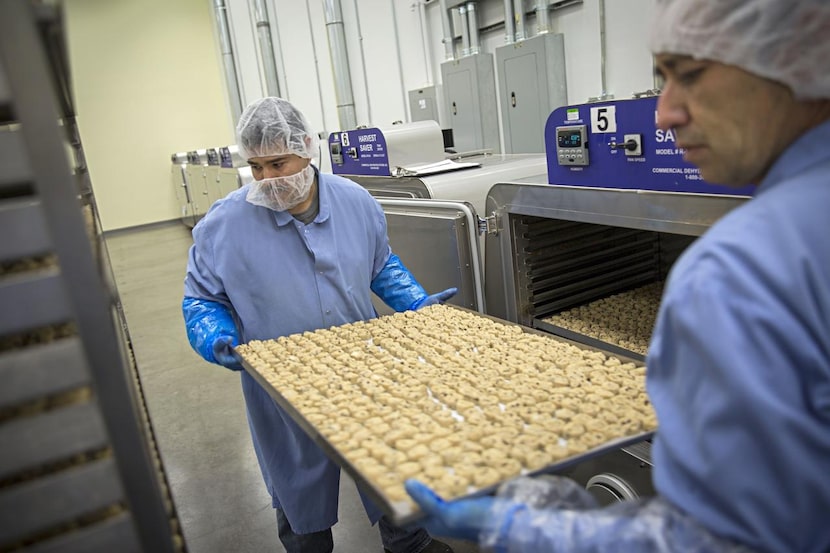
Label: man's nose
xmin=655 ymin=85 xmax=689 ymax=131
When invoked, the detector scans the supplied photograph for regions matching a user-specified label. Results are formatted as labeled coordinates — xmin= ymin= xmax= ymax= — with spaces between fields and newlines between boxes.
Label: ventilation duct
xmin=536 ymin=0 xmax=550 ymax=35
xmin=438 ymin=0 xmax=455 ymax=60
xmin=251 ymin=0 xmax=280 ymax=96
xmin=466 ymin=2 xmax=481 ymax=55
xmin=503 ymin=0 xmax=515 ymax=44
xmin=323 ymin=0 xmax=357 ymax=130
xmin=513 ymin=0 xmax=527 ymax=41
xmin=417 ymin=0 xmax=433 ymax=84
xmin=213 ymin=0 xmax=243 ymax=123
xmin=458 ymin=5 xmax=470 ymax=57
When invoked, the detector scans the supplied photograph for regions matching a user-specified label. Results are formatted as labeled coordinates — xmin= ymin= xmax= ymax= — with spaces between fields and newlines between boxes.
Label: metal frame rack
xmin=0 ymin=2 xmax=183 ymax=552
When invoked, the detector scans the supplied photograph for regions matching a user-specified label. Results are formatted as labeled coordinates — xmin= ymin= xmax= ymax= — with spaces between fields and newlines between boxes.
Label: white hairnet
xmin=649 ymin=0 xmax=830 ymax=100
xmin=236 ymin=97 xmax=320 ymax=160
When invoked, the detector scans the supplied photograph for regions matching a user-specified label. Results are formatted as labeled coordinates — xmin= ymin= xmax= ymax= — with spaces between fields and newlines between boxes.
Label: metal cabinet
xmin=408 ymin=86 xmax=440 ymax=124
xmin=440 ymin=53 xmax=500 ymax=154
xmin=496 ymin=33 xmax=567 ymax=154
xmin=172 ymin=146 xmax=249 ymax=228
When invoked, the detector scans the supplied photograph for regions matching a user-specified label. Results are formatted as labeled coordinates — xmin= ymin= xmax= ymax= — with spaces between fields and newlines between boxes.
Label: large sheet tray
xmin=235 ymin=305 xmax=655 ymax=526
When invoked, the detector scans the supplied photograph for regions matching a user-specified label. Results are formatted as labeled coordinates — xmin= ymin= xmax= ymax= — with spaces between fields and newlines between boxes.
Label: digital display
xmin=558 ymin=130 xmax=582 ymax=148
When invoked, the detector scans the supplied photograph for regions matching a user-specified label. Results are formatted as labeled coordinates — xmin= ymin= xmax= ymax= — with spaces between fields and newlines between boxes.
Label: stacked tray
xmin=236 ymin=304 xmax=656 ymax=524
xmin=539 ymin=281 xmax=665 ymax=360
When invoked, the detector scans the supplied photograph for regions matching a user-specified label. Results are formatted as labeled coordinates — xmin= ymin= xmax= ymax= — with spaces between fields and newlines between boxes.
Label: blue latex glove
xmin=405 ymin=479 xmax=497 ymax=543
xmin=412 ymin=287 xmax=458 ymax=310
xmin=371 ymin=253 xmax=458 ymax=312
xmin=182 ymin=297 xmax=243 ymax=371
xmin=371 ymin=253 xmax=428 ymax=311
xmin=212 ymin=335 xmax=242 ymax=371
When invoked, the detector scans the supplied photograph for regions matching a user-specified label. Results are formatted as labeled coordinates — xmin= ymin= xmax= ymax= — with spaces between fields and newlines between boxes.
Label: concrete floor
xmin=105 ymin=222 xmax=480 ymax=553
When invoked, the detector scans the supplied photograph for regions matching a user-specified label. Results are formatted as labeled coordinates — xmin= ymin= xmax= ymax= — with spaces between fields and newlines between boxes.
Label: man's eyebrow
xmin=660 ymin=58 xmax=678 ymax=71
xmin=248 ymin=156 xmax=289 ymax=165
xmin=655 ymin=56 xmax=678 ymax=74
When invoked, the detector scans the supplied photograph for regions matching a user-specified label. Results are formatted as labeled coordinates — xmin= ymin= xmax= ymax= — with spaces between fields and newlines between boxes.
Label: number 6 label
xmin=590 ymin=106 xmax=617 ymax=133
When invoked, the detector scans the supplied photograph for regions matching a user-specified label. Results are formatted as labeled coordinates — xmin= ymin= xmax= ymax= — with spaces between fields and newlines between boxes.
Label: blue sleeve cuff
xmin=182 ymin=296 xmax=240 ymax=365
xmin=370 ymin=253 xmax=428 ymax=312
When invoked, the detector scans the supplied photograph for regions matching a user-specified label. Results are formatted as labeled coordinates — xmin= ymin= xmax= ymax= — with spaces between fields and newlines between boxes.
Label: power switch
xmin=623 ymin=134 xmax=642 ymax=156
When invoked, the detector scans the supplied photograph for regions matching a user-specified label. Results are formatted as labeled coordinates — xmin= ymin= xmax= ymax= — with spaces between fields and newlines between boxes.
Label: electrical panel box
xmin=440 ymin=53 xmax=500 ymax=154
xmin=544 ymin=96 xmax=755 ymax=195
xmin=496 ymin=33 xmax=567 ymax=154
xmin=408 ymin=86 xmax=439 ymax=123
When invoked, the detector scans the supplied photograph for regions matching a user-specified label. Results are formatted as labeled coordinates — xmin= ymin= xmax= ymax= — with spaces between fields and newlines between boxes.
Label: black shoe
xmin=384 ymin=538 xmax=454 ymax=553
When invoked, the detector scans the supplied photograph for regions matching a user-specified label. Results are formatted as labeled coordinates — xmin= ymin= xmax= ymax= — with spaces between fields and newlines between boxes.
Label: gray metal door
xmin=445 ymin=68 xmax=480 ymax=152
xmin=504 ymin=52 xmax=543 ymax=153
xmin=374 ymin=199 xmax=484 ymax=316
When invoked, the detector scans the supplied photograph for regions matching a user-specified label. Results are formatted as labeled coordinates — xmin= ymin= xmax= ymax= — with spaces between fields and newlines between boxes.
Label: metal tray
xmin=235 ymin=308 xmax=655 ymax=525
xmin=533 ymin=318 xmax=647 ymax=363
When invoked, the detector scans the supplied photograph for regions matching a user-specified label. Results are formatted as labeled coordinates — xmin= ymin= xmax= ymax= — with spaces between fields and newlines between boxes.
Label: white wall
xmin=65 ymin=0 xmax=234 ymax=231
xmin=64 ymin=0 xmax=657 ymax=230
xmin=227 ymin=0 xmax=656 ymax=146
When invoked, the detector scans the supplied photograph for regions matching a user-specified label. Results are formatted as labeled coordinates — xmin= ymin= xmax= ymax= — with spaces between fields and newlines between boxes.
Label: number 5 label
xmin=590 ymin=106 xmax=617 ymax=133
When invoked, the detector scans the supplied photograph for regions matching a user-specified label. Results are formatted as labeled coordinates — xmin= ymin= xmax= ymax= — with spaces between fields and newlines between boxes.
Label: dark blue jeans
xmin=276 ymin=509 xmax=431 ymax=553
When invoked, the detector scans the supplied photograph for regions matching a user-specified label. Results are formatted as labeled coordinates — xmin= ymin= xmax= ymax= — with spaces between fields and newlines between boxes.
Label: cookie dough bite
xmin=577 ymin=415 xmax=608 ymax=433
xmin=480 ymin=447 xmax=511 ymax=466
xmin=305 ymin=412 xmax=328 ymax=425
xmin=441 ymin=446 xmax=465 ymax=464
xmin=385 ymin=428 xmax=411 ymax=444
xmin=462 ymin=409 xmax=488 ymax=425
xmin=479 ymin=433 xmax=512 ymax=450
xmin=430 ymin=424 xmax=454 ymax=438
xmin=358 ymin=443 xmax=385 ymax=464
xmin=500 ymin=409 xmax=528 ymax=427
xmin=520 ymin=449 xmax=551 ymax=471
xmin=562 ymin=422 xmax=586 ymax=440
xmin=381 ymin=448 xmax=408 ymax=467
xmin=616 ymin=416 xmax=643 ymax=435
xmin=472 ymin=466 xmax=503 ymax=489
xmin=476 ymin=401 xmax=501 ymax=420
xmin=429 ymin=437 xmax=453 ymax=453
xmin=578 ymin=402 xmax=600 ymax=416
xmin=492 ymin=458 xmax=523 ymax=480
xmin=347 ymin=447 xmax=370 ymax=462
xmin=641 ymin=411 xmax=658 ymax=430
xmin=459 ymin=425 xmax=487 ymax=442
xmin=514 ymin=433 xmax=546 ymax=453
xmin=544 ymin=442 xmax=571 ymax=462
xmin=376 ymin=472 xmax=403 ymax=494
xmin=336 ymin=438 xmax=362 ymax=453
xmin=440 ymin=473 xmax=471 ymax=498
xmin=396 ymin=461 xmax=422 ymax=479
xmin=419 ymin=454 xmax=444 ymax=469
xmin=393 ymin=438 xmax=418 ymax=453
xmin=591 ymin=386 xmax=616 ymax=400
xmin=554 ymin=408 xmax=576 ymax=421
xmin=581 ymin=431 xmax=609 ymax=449
xmin=423 ymin=464 xmax=450 ymax=480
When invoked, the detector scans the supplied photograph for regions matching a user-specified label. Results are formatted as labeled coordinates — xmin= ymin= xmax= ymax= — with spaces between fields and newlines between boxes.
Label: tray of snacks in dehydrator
xmin=235 ymin=304 xmax=656 ymax=525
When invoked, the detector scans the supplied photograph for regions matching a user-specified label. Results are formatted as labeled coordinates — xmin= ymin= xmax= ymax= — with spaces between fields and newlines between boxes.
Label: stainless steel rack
xmin=0 ymin=2 xmax=183 ymax=552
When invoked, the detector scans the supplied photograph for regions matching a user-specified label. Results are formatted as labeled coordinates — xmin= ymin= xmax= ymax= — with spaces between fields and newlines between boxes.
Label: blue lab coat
xmin=647 ymin=118 xmax=830 ymax=552
xmin=184 ymin=169 xmax=390 ymax=533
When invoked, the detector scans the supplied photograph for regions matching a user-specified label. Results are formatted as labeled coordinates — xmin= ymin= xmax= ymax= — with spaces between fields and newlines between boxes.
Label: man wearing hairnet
xmin=405 ymin=0 xmax=830 ymax=551
xmin=182 ymin=97 xmax=456 ymax=553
